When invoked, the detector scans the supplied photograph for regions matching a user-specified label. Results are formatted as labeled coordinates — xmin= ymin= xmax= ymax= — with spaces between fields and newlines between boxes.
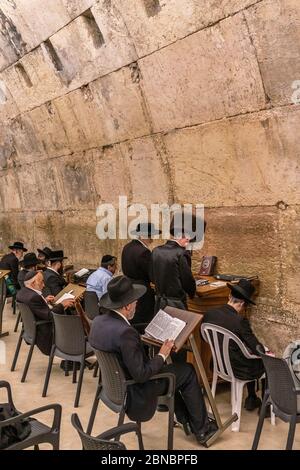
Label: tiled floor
xmin=0 ymin=301 xmax=299 ymax=450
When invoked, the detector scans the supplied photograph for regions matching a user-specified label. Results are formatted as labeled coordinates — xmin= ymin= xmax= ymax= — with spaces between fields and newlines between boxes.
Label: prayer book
xmin=144 ymin=309 xmax=186 ymax=342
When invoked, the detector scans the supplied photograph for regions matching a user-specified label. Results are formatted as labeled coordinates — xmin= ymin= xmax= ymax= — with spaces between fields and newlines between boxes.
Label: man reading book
xmin=89 ymin=275 xmax=217 ymax=446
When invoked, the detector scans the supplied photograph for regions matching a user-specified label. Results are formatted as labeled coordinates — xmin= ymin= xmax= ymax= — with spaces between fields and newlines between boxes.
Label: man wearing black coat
xmin=43 ymin=250 xmax=67 ymax=297
xmin=0 ymin=241 xmax=27 ymax=289
xmin=203 ymin=279 xmax=265 ymax=411
xmin=122 ymin=223 xmax=160 ymax=326
xmin=17 ymin=270 xmax=74 ymax=355
xmin=89 ymin=275 xmax=217 ymax=446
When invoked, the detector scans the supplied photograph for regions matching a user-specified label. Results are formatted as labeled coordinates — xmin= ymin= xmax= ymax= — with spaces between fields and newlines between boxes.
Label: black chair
xmin=0 ymin=277 xmax=7 ymax=337
xmin=42 ymin=313 xmax=94 ymax=407
xmin=0 ymin=381 xmax=61 ymax=450
xmin=71 ymin=413 xmax=144 ymax=450
xmin=84 ymin=291 xmax=100 ymax=320
xmin=11 ymin=303 xmax=51 ymax=383
xmin=252 ymin=348 xmax=300 ymax=450
xmin=87 ymin=350 xmax=175 ymax=450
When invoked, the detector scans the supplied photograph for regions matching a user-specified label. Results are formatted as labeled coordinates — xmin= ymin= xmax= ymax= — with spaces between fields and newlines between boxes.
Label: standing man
xmin=203 ymin=279 xmax=265 ymax=411
xmin=0 ymin=241 xmax=27 ymax=289
xmin=86 ymin=255 xmax=117 ymax=300
xmin=152 ymin=216 xmax=205 ymax=311
xmin=122 ymin=223 xmax=160 ymax=326
xmin=18 ymin=252 xmax=39 ymax=289
xmin=43 ymin=250 xmax=67 ymax=297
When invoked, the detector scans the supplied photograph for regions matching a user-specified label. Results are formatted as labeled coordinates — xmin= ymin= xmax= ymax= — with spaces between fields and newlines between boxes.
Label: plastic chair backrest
xmin=53 ymin=313 xmax=86 ymax=356
xmin=95 ymin=349 xmax=127 ymax=410
xmin=71 ymin=413 xmax=126 ymax=450
xmin=84 ymin=291 xmax=99 ymax=320
xmin=17 ymin=302 xmax=37 ymax=343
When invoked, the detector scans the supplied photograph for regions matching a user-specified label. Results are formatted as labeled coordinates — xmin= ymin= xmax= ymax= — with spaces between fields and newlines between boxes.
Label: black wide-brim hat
xmin=37 ymin=247 xmax=52 ymax=258
xmin=227 ymin=279 xmax=256 ymax=305
xmin=48 ymin=250 xmax=68 ymax=262
xmin=23 ymin=252 xmax=39 ymax=267
xmin=100 ymin=275 xmax=146 ymax=310
xmin=9 ymin=241 xmax=27 ymax=252
xmin=131 ymin=222 xmax=161 ymax=237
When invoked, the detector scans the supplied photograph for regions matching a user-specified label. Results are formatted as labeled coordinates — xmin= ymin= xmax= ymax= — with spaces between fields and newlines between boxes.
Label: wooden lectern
xmin=54 ymin=283 xmax=86 ymax=304
xmin=0 ymin=270 xmax=10 ymax=339
xmin=142 ymin=306 xmax=237 ymax=447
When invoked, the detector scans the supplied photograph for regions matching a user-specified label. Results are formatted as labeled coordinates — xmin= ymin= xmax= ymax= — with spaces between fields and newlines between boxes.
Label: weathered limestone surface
xmin=0 ymin=0 xmax=299 ymax=353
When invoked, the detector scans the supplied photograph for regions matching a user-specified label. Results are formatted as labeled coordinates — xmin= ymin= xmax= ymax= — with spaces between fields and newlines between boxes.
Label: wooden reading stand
xmin=54 ymin=283 xmax=86 ymax=304
xmin=0 ymin=270 xmax=11 ymax=338
xmin=142 ymin=306 xmax=237 ymax=447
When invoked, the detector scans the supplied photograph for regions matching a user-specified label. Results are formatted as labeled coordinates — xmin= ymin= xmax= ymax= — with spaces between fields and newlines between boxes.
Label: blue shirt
xmin=86 ymin=267 xmax=113 ymax=300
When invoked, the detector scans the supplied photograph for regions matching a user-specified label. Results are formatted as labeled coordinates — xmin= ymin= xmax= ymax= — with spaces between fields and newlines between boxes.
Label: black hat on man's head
xmin=37 ymin=247 xmax=52 ymax=259
xmin=48 ymin=250 xmax=68 ymax=262
xmin=23 ymin=252 xmax=39 ymax=268
xmin=101 ymin=255 xmax=116 ymax=264
xmin=131 ymin=222 xmax=161 ymax=238
xmin=227 ymin=279 xmax=256 ymax=305
xmin=170 ymin=213 xmax=206 ymax=243
xmin=9 ymin=241 xmax=27 ymax=252
xmin=100 ymin=275 xmax=146 ymax=310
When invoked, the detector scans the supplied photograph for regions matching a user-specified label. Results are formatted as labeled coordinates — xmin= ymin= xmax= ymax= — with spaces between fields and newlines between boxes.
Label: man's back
xmin=0 ymin=252 xmax=19 ymax=287
xmin=122 ymin=240 xmax=151 ymax=283
xmin=86 ymin=267 xmax=112 ymax=300
xmin=43 ymin=268 xmax=66 ymax=296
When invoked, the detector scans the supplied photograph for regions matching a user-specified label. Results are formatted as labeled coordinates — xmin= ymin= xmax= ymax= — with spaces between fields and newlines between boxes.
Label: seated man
xmin=17 ymin=270 xmax=74 ymax=356
xmin=203 ymin=279 xmax=265 ymax=411
xmin=89 ymin=275 xmax=217 ymax=446
xmin=0 ymin=241 xmax=27 ymax=290
xmin=86 ymin=255 xmax=117 ymax=300
xmin=37 ymin=246 xmax=52 ymax=267
xmin=43 ymin=250 xmax=67 ymax=297
xmin=18 ymin=252 xmax=39 ymax=289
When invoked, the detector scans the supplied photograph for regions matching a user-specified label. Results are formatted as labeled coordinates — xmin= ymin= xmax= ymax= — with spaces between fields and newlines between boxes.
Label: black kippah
xmin=101 ymin=255 xmax=116 ymax=264
xmin=24 ymin=270 xmax=39 ymax=282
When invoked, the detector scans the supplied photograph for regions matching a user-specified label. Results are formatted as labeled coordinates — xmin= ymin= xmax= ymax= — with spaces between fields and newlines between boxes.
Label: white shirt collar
xmin=47 ymin=267 xmax=59 ymax=274
xmin=112 ymin=309 xmax=131 ymax=326
xmin=136 ymin=238 xmax=151 ymax=251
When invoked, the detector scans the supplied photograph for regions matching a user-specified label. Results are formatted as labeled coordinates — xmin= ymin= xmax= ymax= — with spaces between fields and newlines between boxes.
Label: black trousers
xmin=153 ymin=362 xmax=209 ymax=434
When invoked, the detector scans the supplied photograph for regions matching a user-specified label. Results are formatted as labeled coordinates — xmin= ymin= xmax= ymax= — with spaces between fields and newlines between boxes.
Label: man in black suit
xmin=152 ymin=214 xmax=205 ymax=312
xmin=203 ymin=279 xmax=265 ymax=411
xmin=43 ymin=250 xmax=67 ymax=297
xmin=89 ymin=275 xmax=217 ymax=446
xmin=17 ymin=270 xmax=74 ymax=355
xmin=0 ymin=241 xmax=27 ymax=289
xmin=18 ymin=252 xmax=39 ymax=289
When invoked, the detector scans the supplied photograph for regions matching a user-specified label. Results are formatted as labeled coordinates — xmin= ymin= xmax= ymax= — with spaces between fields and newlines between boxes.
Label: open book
xmin=55 ymin=292 xmax=75 ymax=305
xmin=144 ymin=309 xmax=186 ymax=343
xmin=74 ymin=268 xmax=89 ymax=278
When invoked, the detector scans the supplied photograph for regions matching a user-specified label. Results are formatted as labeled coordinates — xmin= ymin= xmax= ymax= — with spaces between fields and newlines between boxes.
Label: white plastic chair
xmin=201 ymin=323 xmax=275 ymax=432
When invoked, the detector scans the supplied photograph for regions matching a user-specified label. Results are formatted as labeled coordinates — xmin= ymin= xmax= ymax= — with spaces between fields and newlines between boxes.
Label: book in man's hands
xmin=144 ymin=309 xmax=186 ymax=343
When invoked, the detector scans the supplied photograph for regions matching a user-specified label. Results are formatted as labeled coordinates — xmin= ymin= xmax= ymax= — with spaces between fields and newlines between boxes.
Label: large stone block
xmin=54 ymin=65 xmax=151 ymax=152
xmin=49 ymin=2 xmax=137 ymax=91
xmin=245 ymin=0 xmax=300 ymax=106
xmin=1 ymin=47 xmax=66 ymax=113
xmin=0 ymin=76 xmax=20 ymax=122
xmin=1 ymin=0 xmax=71 ymax=51
xmin=0 ymin=125 xmax=15 ymax=170
xmin=62 ymin=0 xmax=95 ymax=18
xmin=164 ymin=107 xmax=300 ymax=207
xmin=0 ymin=211 xmax=35 ymax=250
xmin=10 ymin=114 xmax=45 ymax=165
xmin=280 ymin=206 xmax=300 ymax=310
xmin=192 ymin=206 xmax=281 ymax=305
xmin=33 ymin=212 xmax=66 ymax=251
xmin=139 ymin=13 xmax=265 ymax=132
xmin=117 ymin=0 xmax=260 ymax=56
xmin=54 ymin=152 xmax=97 ymax=210
xmin=92 ymin=145 xmax=131 ymax=205
xmin=119 ymin=135 xmax=171 ymax=205
xmin=0 ymin=169 xmax=22 ymax=211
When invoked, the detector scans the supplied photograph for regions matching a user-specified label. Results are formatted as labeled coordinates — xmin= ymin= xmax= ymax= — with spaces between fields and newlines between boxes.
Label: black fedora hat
xmin=170 ymin=213 xmax=206 ymax=243
xmin=100 ymin=275 xmax=146 ymax=310
xmin=131 ymin=222 xmax=161 ymax=238
xmin=23 ymin=252 xmax=39 ymax=268
xmin=37 ymin=246 xmax=52 ymax=259
xmin=9 ymin=241 xmax=27 ymax=252
xmin=227 ymin=279 xmax=256 ymax=305
xmin=48 ymin=250 xmax=68 ymax=262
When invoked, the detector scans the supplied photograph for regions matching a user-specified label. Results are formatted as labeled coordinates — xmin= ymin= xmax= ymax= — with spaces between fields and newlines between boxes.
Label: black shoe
xmin=244 ymin=396 xmax=262 ymax=411
xmin=182 ymin=421 xmax=193 ymax=436
xmin=157 ymin=404 xmax=169 ymax=412
xmin=195 ymin=421 xmax=218 ymax=447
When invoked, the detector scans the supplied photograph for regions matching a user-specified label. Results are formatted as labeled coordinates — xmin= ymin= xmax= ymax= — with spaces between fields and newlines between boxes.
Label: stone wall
xmin=0 ymin=0 xmax=299 ymax=353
